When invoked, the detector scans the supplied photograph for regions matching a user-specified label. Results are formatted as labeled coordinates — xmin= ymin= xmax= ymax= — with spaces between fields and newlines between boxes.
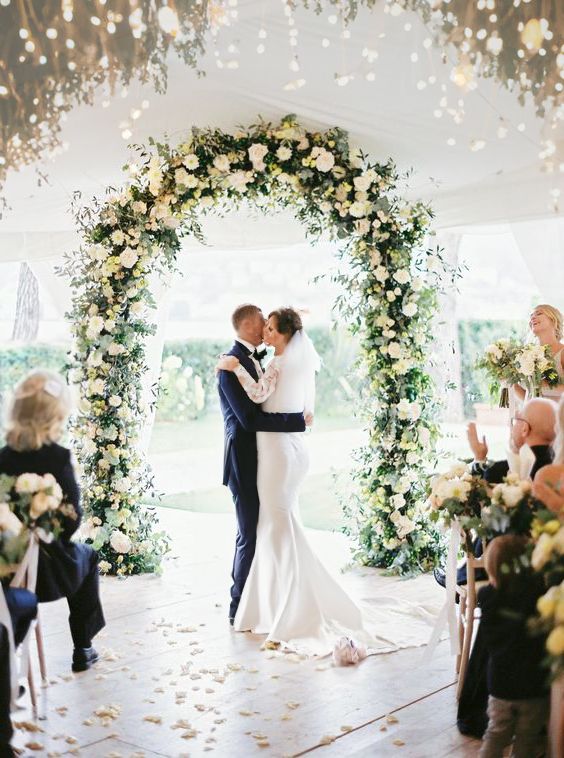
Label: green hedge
xmin=0 ymin=327 xmax=360 ymax=427
xmin=458 ymin=319 xmax=526 ymax=416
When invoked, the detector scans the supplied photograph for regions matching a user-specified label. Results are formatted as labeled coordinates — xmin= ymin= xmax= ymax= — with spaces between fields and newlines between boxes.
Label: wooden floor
xmin=12 ymin=509 xmax=481 ymax=757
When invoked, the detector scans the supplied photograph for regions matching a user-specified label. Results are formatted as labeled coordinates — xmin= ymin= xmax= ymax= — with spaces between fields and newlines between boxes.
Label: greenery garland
xmin=62 ymin=114 xmax=449 ymax=576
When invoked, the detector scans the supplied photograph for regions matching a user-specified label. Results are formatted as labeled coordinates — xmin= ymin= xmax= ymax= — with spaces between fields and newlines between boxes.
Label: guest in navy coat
xmin=218 ymin=304 xmax=306 ymax=622
xmin=0 ymin=588 xmax=37 ymax=755
xmin=0 ymin=371 xmax=105 ymax=672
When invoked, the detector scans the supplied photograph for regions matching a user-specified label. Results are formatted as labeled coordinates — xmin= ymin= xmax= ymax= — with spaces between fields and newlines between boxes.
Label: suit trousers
xmin=228 ymin=473 xmax=260 ymax=619
xmin=61 ymin=544 xmax=105 ymax=649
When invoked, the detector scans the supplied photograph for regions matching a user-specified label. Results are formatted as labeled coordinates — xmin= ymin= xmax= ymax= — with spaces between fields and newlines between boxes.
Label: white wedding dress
xmin=233 ymin=331 xmax=439 ymax=656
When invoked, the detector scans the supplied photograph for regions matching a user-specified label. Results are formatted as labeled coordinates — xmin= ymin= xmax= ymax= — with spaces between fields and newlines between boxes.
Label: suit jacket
xmin=218 ymin=341 xmax=305 ymax=488
xmin=0 ymin=443 xmax=90 ymax=602
xmin=471 ymin=444 xmax=553 ymax=484
xmin=478 ymin=574 xmax=548 ymax=700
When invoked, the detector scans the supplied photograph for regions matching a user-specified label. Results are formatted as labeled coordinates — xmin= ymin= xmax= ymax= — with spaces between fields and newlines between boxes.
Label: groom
xmin=218 ymin=303 xmax=306 ymax=624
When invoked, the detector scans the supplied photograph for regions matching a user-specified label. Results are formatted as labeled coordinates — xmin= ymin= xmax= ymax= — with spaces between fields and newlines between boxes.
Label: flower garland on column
xmin=62 ymin=114 xmax=446 ymax=575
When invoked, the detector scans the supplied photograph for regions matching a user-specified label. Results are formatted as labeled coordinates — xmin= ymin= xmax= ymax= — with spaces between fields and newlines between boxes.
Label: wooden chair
xmin=26 ymin=613 xmax=48 ymax=715
xmin=455 ymin=538 xmax=488 ymax=700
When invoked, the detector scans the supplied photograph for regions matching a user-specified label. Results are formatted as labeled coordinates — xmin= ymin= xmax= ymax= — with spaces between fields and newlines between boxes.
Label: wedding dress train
xmin=233 ymin=331 xmax=439 ymax=656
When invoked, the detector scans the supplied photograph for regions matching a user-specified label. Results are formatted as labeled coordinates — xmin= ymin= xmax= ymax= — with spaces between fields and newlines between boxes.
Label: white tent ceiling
xmin=1 ymin=0 xmax=562 ymax=262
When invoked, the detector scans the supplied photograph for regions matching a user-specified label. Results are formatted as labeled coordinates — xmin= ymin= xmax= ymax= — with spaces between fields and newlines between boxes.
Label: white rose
xmin=182 ymin=154 xmax=199 ymax=170
xmin=30 ymin=491 xmax=59 ymax=519
xmin=132 ymin=200 xmax=147 ymax=214
xmin=353 ymin=174 xmax=373 ymax=192
xmin=411 ymin=277 xmax=424 ymax=292
xmin=104 ymin=318 xmax=116 ymax=332
xmin=349 ymin=201 xmax=367 ymax=218
xmin=390 ymin=494 xmax=405 ymax=509
xmin=315 ymin=149 xmax=335 ymax=172
xmin=227 ymin=171 xmax=252 ymax=191
xmin=109 ymin=395 xmax=122 ymax=408
xmin=86 ymin=315 xmax=105 ymax=339
xmin=0 ymin=503 xmax=23 ymax=535
xmin=386 ymin=291 xmax=396 ymax=302
xmin=120 ymin=248 xmax=139 ymax=269
xmin=108 ymin=342 xmax=125 ymax=356
xmin=276 ymin=146 xmax=292 ymax=161
xmin=114 ymin=476 xmax=132 ymax=493
xmin=388 ymin=342 xmax=402 ymax=359
xmin=82 ymin=438 xmax=97 ymax=456
xmin=15 ymin=473 xmax=43 ymax=494
xmin=248 ymin=143 xmax=268 ymax=170
xmin=393 ymin=269 xmax=410 ymax=285
xmin=130 ymin=301 xmax=145 ymax=316
xmin=213 ymin=154 xmax=231 ymax=173
xmin=402 ymin=302 xmax=418 ymax=318
xmin=89 ymin=378 xmax=105 ymax=395
xmin=110 ymin=530 xmax=133 ymax=554
xmin=175 ymin=167 xmax=191 ymax=186
xmin=147 ymin=155 xmax=163 ymax=196
xmin=88 ymin=244 xmax=108 ymax=261
xmin=354 ymin=218 xmax=371 ymax=236
xmin=374 ymin=266 xmax=389 ymax=283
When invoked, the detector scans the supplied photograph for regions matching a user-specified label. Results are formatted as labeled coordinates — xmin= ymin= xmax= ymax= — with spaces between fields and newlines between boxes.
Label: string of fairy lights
xmin=0 ymin=0 xmax=562 ymax=209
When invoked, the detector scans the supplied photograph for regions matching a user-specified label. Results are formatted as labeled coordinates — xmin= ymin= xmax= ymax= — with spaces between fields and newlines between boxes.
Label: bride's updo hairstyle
xmin=5 ymin=370 xmax=71 ymax=452
xmin=268 ymin=307 xmax=303 ymax=343
xmin=531 ymin=304 xmax=563 ymax=340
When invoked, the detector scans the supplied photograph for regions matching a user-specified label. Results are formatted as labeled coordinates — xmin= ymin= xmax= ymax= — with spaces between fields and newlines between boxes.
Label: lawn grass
xmin=146 ymin=471 xmax=346 ymax=532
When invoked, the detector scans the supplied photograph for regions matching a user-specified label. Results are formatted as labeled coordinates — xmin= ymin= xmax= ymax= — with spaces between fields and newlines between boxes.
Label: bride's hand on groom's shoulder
xmin=216 ymin=355 xmax=240 ymax=374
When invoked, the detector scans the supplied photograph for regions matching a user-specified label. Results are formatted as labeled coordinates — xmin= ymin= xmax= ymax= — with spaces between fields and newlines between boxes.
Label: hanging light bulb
xmin=157 ymin=6 xmax=179 ymax=36
xmin=521 ymin=18 xmax=544 ymax=51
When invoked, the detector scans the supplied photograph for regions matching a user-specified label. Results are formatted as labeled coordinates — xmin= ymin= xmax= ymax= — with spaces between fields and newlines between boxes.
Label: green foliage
xmin=60 ymin=114 xmax=446 ymax=576
xmin=458 ymin=319 xmax=525 ymax=416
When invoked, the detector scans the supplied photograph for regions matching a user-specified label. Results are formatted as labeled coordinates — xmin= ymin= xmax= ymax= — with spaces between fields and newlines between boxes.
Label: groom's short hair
xmin=231 ymin=303 xmax=261 ymax=331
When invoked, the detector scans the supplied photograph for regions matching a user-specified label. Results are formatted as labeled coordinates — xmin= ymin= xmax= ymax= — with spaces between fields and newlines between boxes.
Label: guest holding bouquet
xmin=0 ymin=371 xmax=105 ymax=672
xmin=514 ymin=304 xmax=564 ymax=403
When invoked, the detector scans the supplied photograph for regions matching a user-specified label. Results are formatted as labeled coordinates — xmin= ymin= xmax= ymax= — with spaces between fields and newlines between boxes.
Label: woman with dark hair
xmin=217 ymin=307 xmax=436 ymax=656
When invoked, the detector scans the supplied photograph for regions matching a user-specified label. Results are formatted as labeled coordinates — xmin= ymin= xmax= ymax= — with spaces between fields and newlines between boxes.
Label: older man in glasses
xmin=434 ymin=397 xmax=556 ymax=592
xmin=468 ymin=397 xmax=556 ymax=483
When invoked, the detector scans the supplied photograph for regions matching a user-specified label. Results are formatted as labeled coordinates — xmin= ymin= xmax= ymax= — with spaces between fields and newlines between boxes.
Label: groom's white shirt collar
xmin=236 ymin=338 xmax=256 ymax=354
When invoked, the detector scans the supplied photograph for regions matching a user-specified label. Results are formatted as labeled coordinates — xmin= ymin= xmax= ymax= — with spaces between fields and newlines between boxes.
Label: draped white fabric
xmin=511 ymin=218 xmax=564 ymax=311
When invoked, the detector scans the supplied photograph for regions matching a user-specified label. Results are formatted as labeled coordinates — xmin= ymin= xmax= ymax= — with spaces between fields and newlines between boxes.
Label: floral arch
xmin=63 ymin=115 xmax=448 ymax=577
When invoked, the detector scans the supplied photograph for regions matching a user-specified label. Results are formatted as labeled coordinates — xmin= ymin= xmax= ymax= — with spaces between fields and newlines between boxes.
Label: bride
xmin=217 ymin=307 xmax=437 ymax=656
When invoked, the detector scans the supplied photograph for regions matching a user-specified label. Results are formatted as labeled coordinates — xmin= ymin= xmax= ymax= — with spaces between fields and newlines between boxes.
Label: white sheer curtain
xmin=511 ymin=218 xmax=564 ymax=308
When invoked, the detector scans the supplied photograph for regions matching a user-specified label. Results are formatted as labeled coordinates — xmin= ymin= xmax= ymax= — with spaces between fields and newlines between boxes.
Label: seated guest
xmin=478 ymin=536 xmax=549 ymax=758
xmin=468 ymin=397 xmax=556 ymax=484
xmin=0 ymin=371 xmax=105 ymax=672
xmin=0 ymin=588 xmax=37 ymax=756
xmin=514 ymin=304 xmax=564 ymax=403
xmin=435 ymin=398 xmax=556 ymax=589
xmin=533 ymin=395 xmax=564 ymax=517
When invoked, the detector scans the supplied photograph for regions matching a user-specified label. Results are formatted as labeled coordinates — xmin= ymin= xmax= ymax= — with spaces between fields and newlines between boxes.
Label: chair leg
xmin=35 ymin=621 xmax=47 ymax=684
xmin=456 ymin=597 xmax=476 ymax=700
xmin=27 ymin=659 xmax=37 ymax=715
xmin=456 ymin=594 xmax=466 ymax=675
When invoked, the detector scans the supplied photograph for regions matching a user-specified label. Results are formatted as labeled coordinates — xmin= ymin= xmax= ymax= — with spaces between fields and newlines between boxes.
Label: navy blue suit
xmin=0 ymin=588 xmax=37 ymax=750
xmin=218 ymin=340 xmax=305 ymax=618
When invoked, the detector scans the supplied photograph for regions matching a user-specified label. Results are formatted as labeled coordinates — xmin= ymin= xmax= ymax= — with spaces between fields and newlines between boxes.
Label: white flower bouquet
xmin=476 ymin=339 xmax=559 ymax=406
xmin=427 ymin=462 xmax=490 ymax=548
xmin=481 ymin=474 xmax=541 ymax=536
xmin=0 ymin=473 xmax=76 ymax=551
